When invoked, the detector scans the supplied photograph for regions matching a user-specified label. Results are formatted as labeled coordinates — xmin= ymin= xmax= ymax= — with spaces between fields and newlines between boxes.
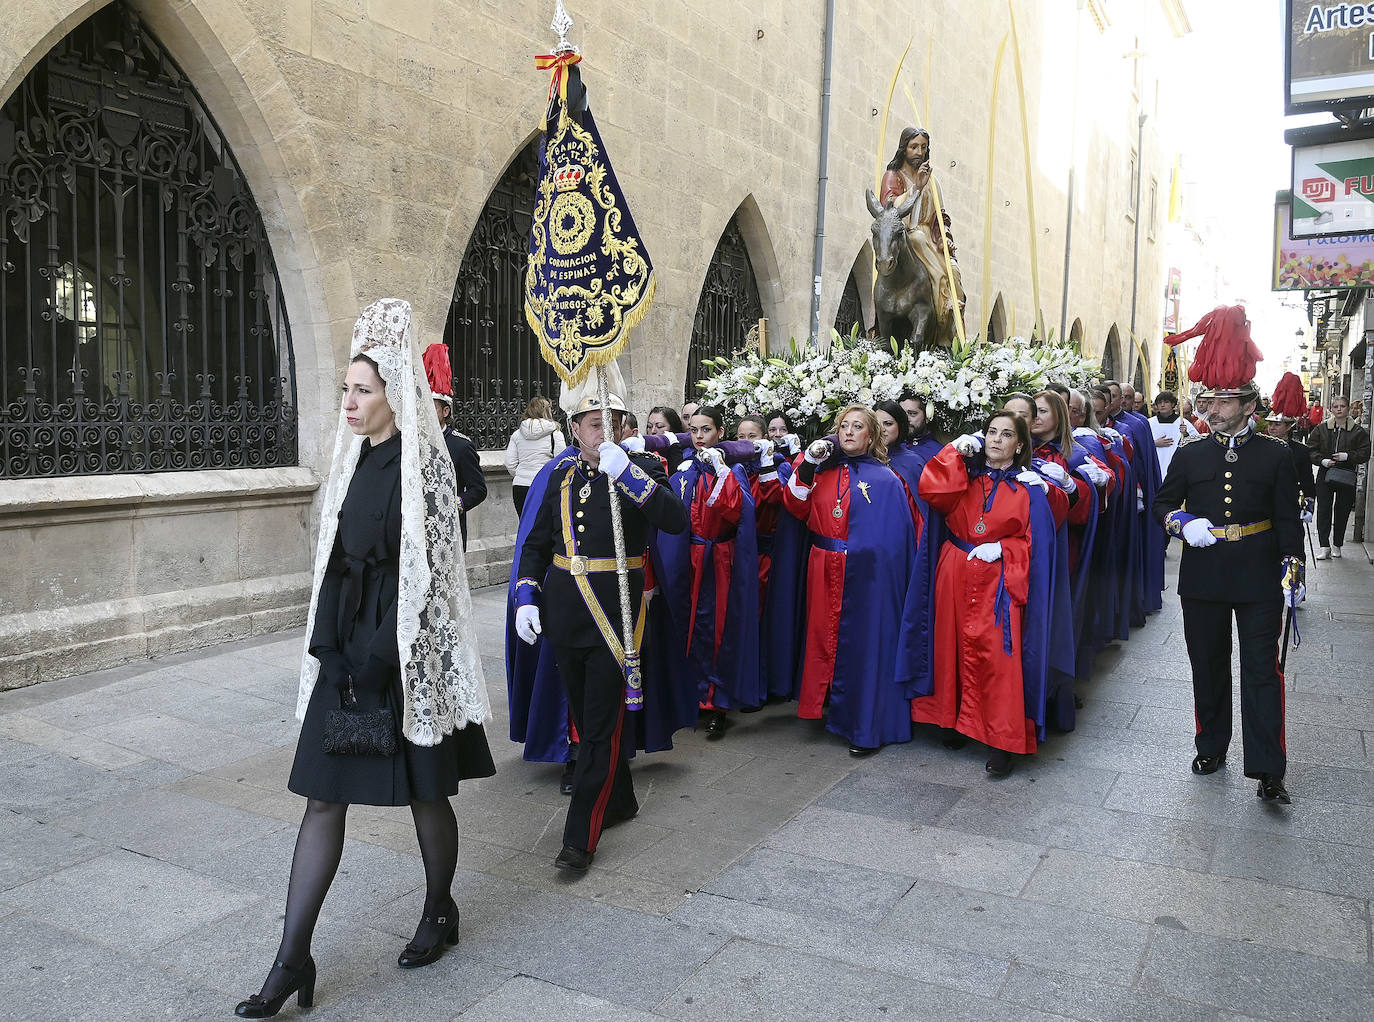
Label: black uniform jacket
xmin=443 ymin=427 xmax=486 ymax=546
xmin=1153 ymin=430 xmax=1302 ymax=603
xmin=518 ymin=452 xmax=688 ymax=649
xmin=1286 ymin=438 xmax=1315 ymax=504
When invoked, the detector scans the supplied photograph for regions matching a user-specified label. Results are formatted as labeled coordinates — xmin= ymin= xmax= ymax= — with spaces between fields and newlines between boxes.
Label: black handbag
xmin=1325 ymin=426 xmax=1359 ymax=489
xmin=1326 ymin=465 xmax=1357 ymax=488
xmin=322 ymin=679 xmax=397 ymax=757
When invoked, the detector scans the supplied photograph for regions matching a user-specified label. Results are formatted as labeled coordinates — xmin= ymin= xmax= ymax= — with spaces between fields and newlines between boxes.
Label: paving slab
xmin=1021 ymin=847 xmax=1370 ymax=963
xmin=460 ymin=976 xmax=660 ymax=1022
xmin=702 ymin=846 xmax=915 ymax=927
xmin=658 ymin=938 xmax=1073 ymax=1022
xmin=881 ymin=880 xmax=1153 ymax=985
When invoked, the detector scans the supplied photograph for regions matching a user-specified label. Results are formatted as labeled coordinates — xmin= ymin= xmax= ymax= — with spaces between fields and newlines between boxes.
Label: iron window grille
xmin=686 ymin=217 xmax=764 ymax=401
xmin=0 ymin=2 xmax=296 ymax=479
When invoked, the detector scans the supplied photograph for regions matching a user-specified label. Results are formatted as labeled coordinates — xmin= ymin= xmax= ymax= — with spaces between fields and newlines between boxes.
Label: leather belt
xmin=1207 ymin=520 xmax=1271 ymax=542
xmin=553 ymin=553 xmax=644 ymax=576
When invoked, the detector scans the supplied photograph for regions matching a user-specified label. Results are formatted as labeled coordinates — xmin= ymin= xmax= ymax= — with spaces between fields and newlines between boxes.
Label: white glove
xmin=1038 ymin=461 xmax=1069 ymax=485
xmin=1102 ymin=427 xmax=1124 ymax=445
xmin=952 ymin=433 xmax=984 ymax=457
xmin=1072 ymin=427 xmax=1097 ymax=440
xmin=781 ymin=433 xmax=803 ymax=456
xmin=1016 ymin=470 xmax=1048 ymax=493
xmin=967 ymin=541 xmax=1003 ymax=563
xmin=701 ymin=446 xmax=728 ymax=476
xmin=752 ymin=438 xmax=775 ymax=461
xmin=598 ymin=441 xmax=630 ymax=480
xmin=515 ymin=605 xmax=542 ymax=645
xmin=1321 ymin=458 xmax=1334 ymax=468
xmin=1285 ymin=584 xmax=1307 ymax=609
xmin=1075 ymin=461 xmax=1110 ymax=488
xmin=805 ymin=439 xmax=833 ymax=464
xmin=1301 ymin=508 xmax=1315 ymax=523
xmin=1136 ymin=487 xmax=1145 ymax=512
xmin=1181 ymin=517 xmax=1217 ymax=548
xmin=620 ymin=435 xmax=645 ymax=454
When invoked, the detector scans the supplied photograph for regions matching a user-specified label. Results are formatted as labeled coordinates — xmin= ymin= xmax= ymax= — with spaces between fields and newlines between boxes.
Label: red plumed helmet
xmin=422 ymin=343 xmax=453 ymax=403
xmin=1163 ymin=305 xmax=1263 ymax=398
xmin=1270 ymin=371 xmax=1307 ymax=419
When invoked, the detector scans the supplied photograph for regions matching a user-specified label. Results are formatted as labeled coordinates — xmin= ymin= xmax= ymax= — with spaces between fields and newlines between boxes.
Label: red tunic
xmin=912 ymin=447 xmax=1037 ymax=754
xmin=751 ymin=468 xmax=784 ymax=612
xmin=684 ymin=467 xmax=743 ymax=708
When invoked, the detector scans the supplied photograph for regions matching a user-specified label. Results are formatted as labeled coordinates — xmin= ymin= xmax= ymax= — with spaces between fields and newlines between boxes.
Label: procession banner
xmin=524 ymin=62 xmax=655 ymax=387
xmin=1273 ymin=195 xmax=1374 ymax=291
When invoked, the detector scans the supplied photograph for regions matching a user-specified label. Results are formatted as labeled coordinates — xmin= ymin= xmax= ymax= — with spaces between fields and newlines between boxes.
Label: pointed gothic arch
xmin=1069 ymin=318 xmax=1084 ymax=351
xmin=986 ymin=294 xmax=1008 ymax=346
xmin=833 ymin=243 xmax=874 ymax=339
xmin=1133 ymin=353 xmax=1147 ymax=396
xmin=440 ymin=136 xmax=561 ymax=449
xmin=0 ymin=2 xmax=296 ymax=477
xmin=1102 ymin=325 xmax=1123 ymax=381
xmin=685 ymin=212 xmax=766 ymax=400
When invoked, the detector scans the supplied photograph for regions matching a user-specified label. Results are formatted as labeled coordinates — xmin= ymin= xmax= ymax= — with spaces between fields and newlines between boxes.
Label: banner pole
xmin=597 ymin=366 xmax=642 ymax=707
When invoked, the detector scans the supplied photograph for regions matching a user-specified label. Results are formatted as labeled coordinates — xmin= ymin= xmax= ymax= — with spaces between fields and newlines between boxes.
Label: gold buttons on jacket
xmin=1224 ymin=471 xmax=1233 ymax=479
xmin=1224 ymin=484 xmax=1232 ymax=491
xmin=577 ymin=525 xmax=585 ymax=533
xmin=1224 ymin=497 xmax=1232 ymax=503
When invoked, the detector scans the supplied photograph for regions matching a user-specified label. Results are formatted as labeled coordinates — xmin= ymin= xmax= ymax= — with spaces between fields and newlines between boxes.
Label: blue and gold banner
xmin=524 ymin=64 xmax=655 ymax=386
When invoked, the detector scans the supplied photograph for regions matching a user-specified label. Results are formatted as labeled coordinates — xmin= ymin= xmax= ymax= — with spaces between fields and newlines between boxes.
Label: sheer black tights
xmin=254 ymin=797 xmax=459 ymax=998
xmin=253 ymin=799 xmax=347 ymax=1001
xmin=408 ymin=797 xmax=459 ymax=948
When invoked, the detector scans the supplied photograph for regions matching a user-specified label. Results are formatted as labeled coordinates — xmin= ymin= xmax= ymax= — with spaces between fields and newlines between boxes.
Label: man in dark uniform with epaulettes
xmin=1154 ymin=306 xmax=1304 ymax=805
xmin=513 ymin=387 xmax=687 ymax=872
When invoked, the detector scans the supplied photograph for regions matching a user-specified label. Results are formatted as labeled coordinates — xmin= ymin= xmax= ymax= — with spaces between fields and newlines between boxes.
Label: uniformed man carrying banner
xmin=1155 ymin=306 xmax=1304 ymax=805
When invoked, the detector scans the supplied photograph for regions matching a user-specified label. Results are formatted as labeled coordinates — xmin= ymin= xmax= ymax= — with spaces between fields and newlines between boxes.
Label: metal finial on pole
xmin=551 ymin=0 xmax=579 ymax=55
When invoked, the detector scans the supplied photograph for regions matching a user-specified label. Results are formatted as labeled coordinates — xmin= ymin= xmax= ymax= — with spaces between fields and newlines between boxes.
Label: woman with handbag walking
xmin=1309 ymin=394 xmax=1371 ymax=559
xmin=236 ymin=300 xmax=494 ymax=1017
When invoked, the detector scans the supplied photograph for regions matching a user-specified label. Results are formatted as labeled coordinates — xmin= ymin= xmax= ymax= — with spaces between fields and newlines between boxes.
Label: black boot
xmin=1256 ymin=774 xmax=1291 ymax=805
xmin=397 ymin=896 xmax=460 ymax=969
xmin=235 ymin=957 xmax=316 ymax=1018
xmin=985 ymin=749 xmax=1015 ymax=778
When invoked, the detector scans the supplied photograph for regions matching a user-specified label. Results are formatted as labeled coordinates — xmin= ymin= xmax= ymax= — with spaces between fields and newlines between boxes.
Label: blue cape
xmin=756 ymin=457 xmax=810 ymax=701
xmin=1019 ymin=481 xmax=1058 ymax=742
xmin=888 ymin=444 xmax=940 ymax=699
xmin=504 ymin=446 xmax=697 ymax=762
xmin=658 ymin=458 xmax=762 ymax=709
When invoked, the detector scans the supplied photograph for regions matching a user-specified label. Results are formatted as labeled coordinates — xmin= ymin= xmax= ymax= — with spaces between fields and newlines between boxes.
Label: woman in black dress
xmin=237 ymin=300 xmax=494 ymax=1018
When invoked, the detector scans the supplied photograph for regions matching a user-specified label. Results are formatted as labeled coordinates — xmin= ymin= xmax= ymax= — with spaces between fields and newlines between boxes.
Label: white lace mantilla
xmin=297 ymin=299 xmax=491 ymax=744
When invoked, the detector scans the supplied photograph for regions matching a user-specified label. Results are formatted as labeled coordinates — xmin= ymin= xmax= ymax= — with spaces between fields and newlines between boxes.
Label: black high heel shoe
xmin=235 ymin=956 xmax=315 ymax=1018
xmin=397 ymin=898 xmax=460 ymax=969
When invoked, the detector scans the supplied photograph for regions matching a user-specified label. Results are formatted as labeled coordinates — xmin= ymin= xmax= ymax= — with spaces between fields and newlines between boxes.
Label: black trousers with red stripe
xmin=1180 ymin=596 xmax=1287 ymax=780
xmin=553 ymin=643 xmax=637 ymax=852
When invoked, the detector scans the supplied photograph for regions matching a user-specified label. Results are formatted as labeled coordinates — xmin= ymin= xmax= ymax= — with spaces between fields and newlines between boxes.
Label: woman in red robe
xmin=783 ymin=405 xmax=924 ymax=755
xmin=912 ymin=410 xmax=1048 ymax=776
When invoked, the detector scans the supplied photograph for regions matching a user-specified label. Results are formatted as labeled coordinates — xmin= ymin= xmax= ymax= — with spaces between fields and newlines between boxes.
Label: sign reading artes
xmin=1286 ymin=0 xmax=1374 ymax=113
xmin=523 ymin=57 xmax=655 ymax=386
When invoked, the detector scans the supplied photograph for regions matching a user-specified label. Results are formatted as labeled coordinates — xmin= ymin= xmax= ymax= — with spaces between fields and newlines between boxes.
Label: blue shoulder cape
xmin=888 ymin=444 xmax=940 ymax=699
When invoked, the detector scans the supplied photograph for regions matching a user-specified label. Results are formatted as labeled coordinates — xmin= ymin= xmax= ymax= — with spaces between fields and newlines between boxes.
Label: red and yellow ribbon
xmin=535 ymin=51 xmax=582 ymax=128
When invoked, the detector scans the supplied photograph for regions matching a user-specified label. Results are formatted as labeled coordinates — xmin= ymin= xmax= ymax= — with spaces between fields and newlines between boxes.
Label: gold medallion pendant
xmin=1225 ymin=449 xmax=1238 ymax=463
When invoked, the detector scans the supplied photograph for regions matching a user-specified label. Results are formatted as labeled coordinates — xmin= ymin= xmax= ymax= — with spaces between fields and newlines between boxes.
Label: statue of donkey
xmin=866 ymin=188 xmax=939 ymax=351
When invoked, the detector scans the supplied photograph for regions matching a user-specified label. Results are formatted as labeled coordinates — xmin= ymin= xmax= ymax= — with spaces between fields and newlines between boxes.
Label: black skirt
xmin=288 ymin=663 xmax=496 ymax=806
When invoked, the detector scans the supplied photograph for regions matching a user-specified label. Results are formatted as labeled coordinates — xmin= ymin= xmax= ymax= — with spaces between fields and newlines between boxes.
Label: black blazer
xmin=443 ymin=428 xmax=487 ymax=549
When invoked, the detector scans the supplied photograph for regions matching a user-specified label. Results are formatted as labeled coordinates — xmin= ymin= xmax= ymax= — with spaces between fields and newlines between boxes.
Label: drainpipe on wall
xmin=809 ymin=0 xmax=836 ymax=345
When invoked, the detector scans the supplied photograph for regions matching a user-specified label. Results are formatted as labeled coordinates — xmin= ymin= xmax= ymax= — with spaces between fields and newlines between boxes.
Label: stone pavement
xmin=2 ymin=548 xmax=1373 ymax=1021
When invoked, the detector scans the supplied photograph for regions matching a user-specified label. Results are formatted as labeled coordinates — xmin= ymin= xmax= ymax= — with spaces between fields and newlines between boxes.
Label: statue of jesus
xmin=879 ymin=126 xmax=966 ymax=343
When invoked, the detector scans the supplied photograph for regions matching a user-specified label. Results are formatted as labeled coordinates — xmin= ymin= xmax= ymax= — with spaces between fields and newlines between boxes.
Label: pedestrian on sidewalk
xmin=236 ymin=300 xmax=494 ymax=1018
xmin=1308 ymin=393 xmax=1370 ymax=559
xmin=1156 ymin=306 xmax=1303 ymax=806
xmin=504 ymin=396 xmax=566 ymax=516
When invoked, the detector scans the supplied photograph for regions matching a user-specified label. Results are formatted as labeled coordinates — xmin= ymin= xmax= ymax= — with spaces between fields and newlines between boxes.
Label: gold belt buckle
xmin=1224 ymin=524 xmax=1242 ymax=542
xmin=568 ymin=554 xmax=587 ymax=576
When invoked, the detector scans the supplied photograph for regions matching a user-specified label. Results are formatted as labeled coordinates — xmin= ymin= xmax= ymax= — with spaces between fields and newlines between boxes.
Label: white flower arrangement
xmin=694 ymin=325 xmax=1101 ymax=437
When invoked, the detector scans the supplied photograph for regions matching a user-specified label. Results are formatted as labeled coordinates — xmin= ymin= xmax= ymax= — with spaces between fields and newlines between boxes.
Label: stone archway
xmin=986 ymin=294 xmax=1007 ymax=346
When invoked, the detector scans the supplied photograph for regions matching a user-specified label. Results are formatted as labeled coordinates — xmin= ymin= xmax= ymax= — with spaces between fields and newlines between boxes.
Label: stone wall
xmin=1 ymin=0 xmax=1180 ymax=683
